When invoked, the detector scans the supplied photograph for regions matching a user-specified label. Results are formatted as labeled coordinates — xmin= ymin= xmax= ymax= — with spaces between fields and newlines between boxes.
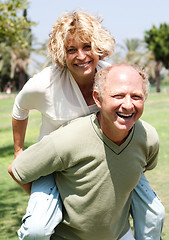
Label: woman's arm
xmin=11 ymin=117 xmax=32 ymax=194
xmin=12 ymin=117 xmax=28 ymax=158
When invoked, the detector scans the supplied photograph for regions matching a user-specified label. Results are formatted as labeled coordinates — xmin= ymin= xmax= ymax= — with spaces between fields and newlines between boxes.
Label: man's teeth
xmin=117 ymin=113 xmax=133 ymax=118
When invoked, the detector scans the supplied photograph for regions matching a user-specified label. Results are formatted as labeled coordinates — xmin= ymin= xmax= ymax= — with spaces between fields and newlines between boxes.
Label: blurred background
xmin=1 ymin=0 xmax=169 ymax=93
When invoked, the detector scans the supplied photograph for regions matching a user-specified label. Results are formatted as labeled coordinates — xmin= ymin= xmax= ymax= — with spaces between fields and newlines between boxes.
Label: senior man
xmin=9 ymin=64 xmax=161 ymax=240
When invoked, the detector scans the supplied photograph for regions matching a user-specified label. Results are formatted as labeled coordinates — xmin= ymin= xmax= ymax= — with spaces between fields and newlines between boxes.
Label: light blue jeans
xmin=18 ymin=174 xmax=62 ymax=240
xmin=131 ymin=173 xmax=165 ymax=240
xmin=18 ymin=173 xmax=165 ymax=240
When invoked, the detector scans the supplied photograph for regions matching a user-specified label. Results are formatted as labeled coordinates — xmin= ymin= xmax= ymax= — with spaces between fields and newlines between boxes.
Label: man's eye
xmin=112 ymin=95 xmax=124 ymax=99
xmin=132 ymin=95 xmax=143 ymax=100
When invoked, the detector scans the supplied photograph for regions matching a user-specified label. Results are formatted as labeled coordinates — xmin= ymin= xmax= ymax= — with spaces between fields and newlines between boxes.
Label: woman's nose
xmin=76 ymin=49 xmax=86 ymax=60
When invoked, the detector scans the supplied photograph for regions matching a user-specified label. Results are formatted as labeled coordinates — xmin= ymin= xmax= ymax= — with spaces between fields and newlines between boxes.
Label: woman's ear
xmin=93 ymin=91 xmax=102 ymax=109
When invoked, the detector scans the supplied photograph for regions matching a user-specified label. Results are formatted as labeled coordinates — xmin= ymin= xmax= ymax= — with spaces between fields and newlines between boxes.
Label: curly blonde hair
xmin=93 ymin=64 xmax=150 ymax=101
xmin=48 ymin=9 xmax=115 ymax=68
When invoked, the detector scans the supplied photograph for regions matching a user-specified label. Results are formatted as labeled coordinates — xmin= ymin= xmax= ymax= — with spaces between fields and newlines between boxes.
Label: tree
xmin=112 ymin=38 xmax=161 ymax=88
xmin=144 ymin=23 xmax=169 ymax=92
xmin=10 ymin=8 xmax=33 ymax=90
xmin=10 ymin=30 xmax=32 ymax=90
xmin=122 ymin=38 xmax=146 ymax=64
xmin=0 ymin=0 xmax=36 ymax=91
xmin=112 ymin=38 xmax=151 ymax=66
xmin=0 ymin=0 xmax=34 ymax=49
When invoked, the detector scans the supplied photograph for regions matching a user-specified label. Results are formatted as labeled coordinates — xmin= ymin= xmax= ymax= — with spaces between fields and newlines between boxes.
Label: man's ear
xmin=93 ymin=91 xmax=102 ymax=109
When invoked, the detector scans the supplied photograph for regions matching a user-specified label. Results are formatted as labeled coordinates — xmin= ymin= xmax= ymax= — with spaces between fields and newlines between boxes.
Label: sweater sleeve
xmin=12 ymin=133 xmax=64 ymax=183
xmin=145 ymin=123 xmax=159 ymax=170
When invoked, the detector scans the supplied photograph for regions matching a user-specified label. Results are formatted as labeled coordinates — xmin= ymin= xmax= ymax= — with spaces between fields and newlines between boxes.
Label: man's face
xmin=94 ymin=66 xmax=145 ymax=143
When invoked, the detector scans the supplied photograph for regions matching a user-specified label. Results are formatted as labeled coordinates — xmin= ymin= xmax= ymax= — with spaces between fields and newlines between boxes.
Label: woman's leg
xmin=119 ymin=228 xmax=135 ymax=240
xmin=131 ymin=173 xmax=165 ymax=240
xmin=18 ymin=174 xmax=62 ymax=240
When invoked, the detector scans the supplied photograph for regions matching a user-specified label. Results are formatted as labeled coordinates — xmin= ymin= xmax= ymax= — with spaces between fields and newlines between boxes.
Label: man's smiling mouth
xmin=116 ymin=112 xmax=134 ymax=118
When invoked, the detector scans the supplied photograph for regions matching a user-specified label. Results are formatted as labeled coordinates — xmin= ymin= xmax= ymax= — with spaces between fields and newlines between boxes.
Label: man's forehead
xmin=107 ymin=66 xmax=143 ymax=83
xmin=109 ymin=65 xmax=138 ymax=76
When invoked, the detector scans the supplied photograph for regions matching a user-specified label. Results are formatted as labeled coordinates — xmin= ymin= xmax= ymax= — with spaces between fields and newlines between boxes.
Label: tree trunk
xmin=155 ymin=62 xmax=161 ymax=93
xmin=19 ymin=68 xmax=27 ymax=90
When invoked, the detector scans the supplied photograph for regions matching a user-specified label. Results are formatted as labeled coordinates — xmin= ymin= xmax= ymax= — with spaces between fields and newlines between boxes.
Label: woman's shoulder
xmin=24 ymin=65 xmax=62 ymax=91
xmin=97 ymin=60 xmax=111 ymax=70
xmin=29 ymin=66 xmax=53 ymax=85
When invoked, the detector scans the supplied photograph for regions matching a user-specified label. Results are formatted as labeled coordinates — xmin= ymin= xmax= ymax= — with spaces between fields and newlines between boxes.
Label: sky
xmin=28 ymin=0 xmax=169 ymax=46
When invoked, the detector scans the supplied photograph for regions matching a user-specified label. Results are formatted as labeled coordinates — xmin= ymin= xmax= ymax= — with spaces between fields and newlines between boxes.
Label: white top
xmin=12 ymin=60 xmax=110 ymax=140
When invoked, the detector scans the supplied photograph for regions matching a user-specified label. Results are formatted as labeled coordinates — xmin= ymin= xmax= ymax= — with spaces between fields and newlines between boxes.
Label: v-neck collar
xmin=90 ymin=113 xmax=135 ymax=155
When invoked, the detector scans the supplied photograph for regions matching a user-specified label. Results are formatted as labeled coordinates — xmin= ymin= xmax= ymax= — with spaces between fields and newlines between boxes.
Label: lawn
xmin=0 ymin=95 xmax=41 ymax=240
xmin=0 ymin=91 xmax=169 ymax=239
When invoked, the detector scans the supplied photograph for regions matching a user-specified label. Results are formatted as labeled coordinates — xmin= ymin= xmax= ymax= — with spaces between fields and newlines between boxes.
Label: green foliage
xmin=0 ymin=0 xmax=37 ymax=92
xmin=145 ymin=23 xmax=169 ymax=69
xmin=0 ymin=92 xmax=169 ymax=239
xmin=0 ymin=0 xmax=35 ymax=49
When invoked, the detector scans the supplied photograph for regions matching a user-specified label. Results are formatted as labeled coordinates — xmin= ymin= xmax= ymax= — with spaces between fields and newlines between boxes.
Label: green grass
xmin=141 ymin=92 xmax=169 ymax=240
xmin=0 ymin=95 xmax=41 ymax=240
xmin=0 ymin=92 xmax=169 ymax=239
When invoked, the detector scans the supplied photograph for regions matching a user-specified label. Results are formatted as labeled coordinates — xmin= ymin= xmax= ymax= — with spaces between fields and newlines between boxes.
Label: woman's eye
xmin=67 ymin=49 xmax=76 ymax=54
xmin=84 ymin=45 xmax=91 ymax=51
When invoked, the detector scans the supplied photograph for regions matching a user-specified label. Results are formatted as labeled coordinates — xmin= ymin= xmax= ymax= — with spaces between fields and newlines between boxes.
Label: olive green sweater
xmin=12 ymin=113 xmax=159 ymax=240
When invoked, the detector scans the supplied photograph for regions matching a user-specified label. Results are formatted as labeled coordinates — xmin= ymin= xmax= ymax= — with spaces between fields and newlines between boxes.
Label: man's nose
xmin=122 ymin=96 xmax=133 ymax=110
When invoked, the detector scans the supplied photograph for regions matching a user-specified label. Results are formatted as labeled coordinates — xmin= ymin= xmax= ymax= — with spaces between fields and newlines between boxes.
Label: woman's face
xmin=65 ymin=38 xmax=99 ymax=83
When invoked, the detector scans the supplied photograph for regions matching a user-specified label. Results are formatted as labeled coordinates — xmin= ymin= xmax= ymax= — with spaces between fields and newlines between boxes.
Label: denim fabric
xmin=131 ymin=173 xmax=165 ymax=240
xmin=18 ymin=174 xmax=62 ymax=240
xmin=119 ymin=228 xmax=135 ymax=240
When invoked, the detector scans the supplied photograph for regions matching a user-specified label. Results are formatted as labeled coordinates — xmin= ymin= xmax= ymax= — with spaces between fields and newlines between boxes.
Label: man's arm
xmin=9 ymin=132 xmax=63 ymax=186
xmin=8 ymin=163 xmax=31 ymax=195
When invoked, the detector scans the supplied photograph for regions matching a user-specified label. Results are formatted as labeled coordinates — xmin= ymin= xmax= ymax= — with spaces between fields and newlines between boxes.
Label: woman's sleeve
xmin=12 ymin=77 xmax=37 ymax=120
xmin=12 ymin=67 xmax=51 ymax=120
